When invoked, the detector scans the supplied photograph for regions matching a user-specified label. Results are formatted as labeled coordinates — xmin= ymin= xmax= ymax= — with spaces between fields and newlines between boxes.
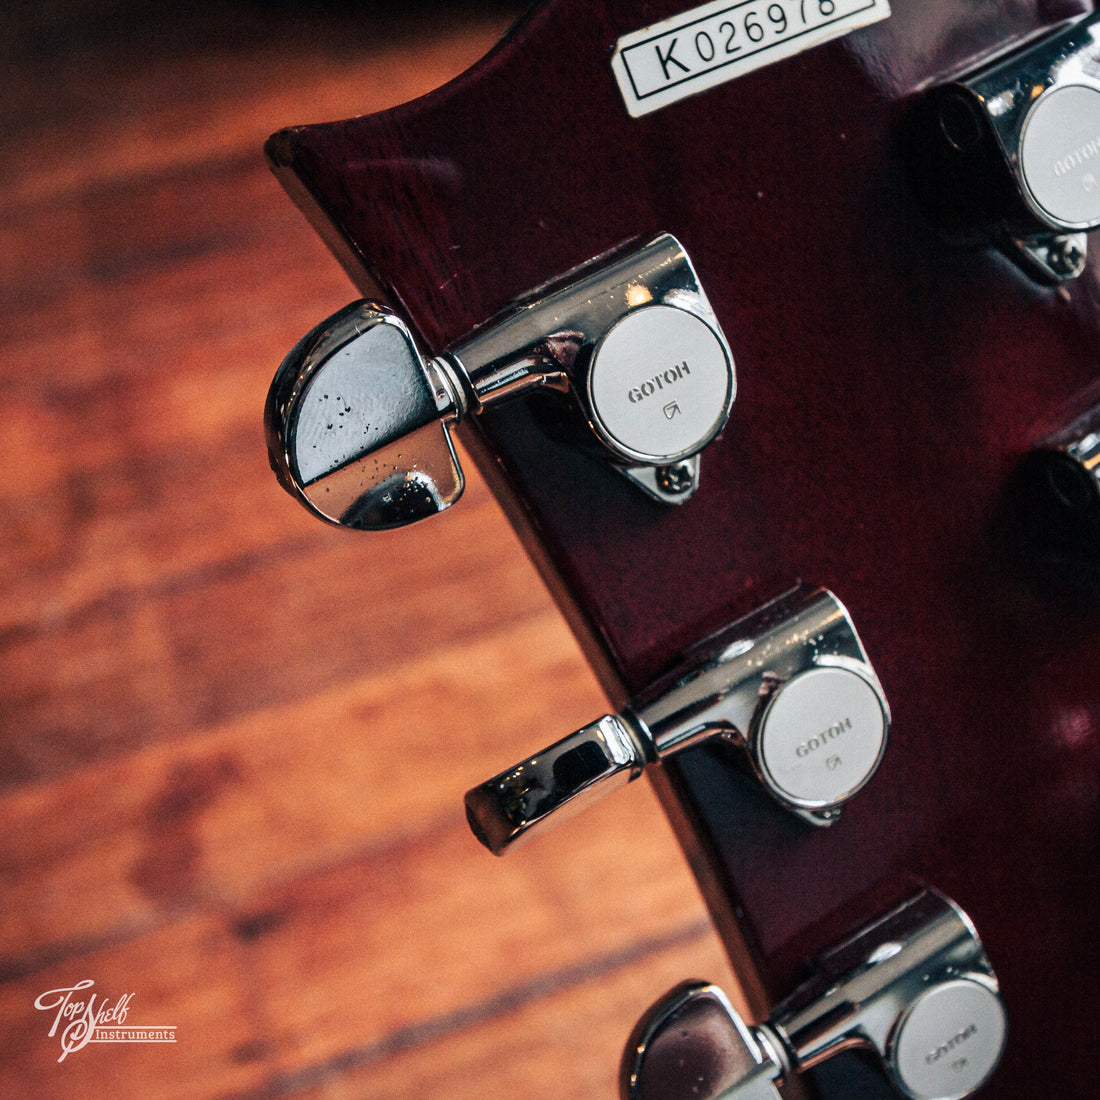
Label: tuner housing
xmin=447 ymin=233 xmax=736 ymax=504
xmin=912 ymin=10 xmax=1100 ymax=283
xmin=632 ymin=586 xmax=890 ymax=828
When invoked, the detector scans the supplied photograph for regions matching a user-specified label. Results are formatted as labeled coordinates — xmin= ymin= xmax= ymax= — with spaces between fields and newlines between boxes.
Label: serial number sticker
xmin=611 ymin=0 xmax=891 ymax=117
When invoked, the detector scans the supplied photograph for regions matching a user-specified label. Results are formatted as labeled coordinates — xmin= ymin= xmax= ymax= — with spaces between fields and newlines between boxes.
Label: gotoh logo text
xmin=34 ymin=980 xmax=177 ymax=1063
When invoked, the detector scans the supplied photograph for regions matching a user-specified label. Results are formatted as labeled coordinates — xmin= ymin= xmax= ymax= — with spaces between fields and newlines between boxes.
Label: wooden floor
xmin=0 ymin=3 xmax=736 ymax=1096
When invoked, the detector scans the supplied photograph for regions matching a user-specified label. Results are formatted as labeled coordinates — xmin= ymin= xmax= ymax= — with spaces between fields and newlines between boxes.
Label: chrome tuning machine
xmin=466 ymin=586 xmax=889 ymax=854
xmin=623 ymin=889 xmax=1007 ymax=1100
xmin=916 ymin=10 xmax=1100 ymax=283
xmin=265 ymin=234 xmax=735 ymax=529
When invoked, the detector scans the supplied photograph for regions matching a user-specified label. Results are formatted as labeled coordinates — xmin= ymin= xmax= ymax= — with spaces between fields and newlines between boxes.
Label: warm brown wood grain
xmin=0 ymin=3 xmax=737 ymax=1096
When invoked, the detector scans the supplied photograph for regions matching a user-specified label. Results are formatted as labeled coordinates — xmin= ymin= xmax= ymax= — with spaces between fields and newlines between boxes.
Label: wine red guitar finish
xmin=266 ymin=1 xmax=1099 ymax=1094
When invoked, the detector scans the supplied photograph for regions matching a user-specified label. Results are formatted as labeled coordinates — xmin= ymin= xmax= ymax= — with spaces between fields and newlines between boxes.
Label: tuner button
xmin=890 ymin=979 xmax=1007 ymax=1100
xmin=753 ymin=665 xmax=889 ymax=810
xmin=1019 ymin=84 xmax=1100 ymax=231
xmin=465 ymin=715 xmax=648 ymax=855
xmin=265 ymin=302 xmax=464 ymax=530
xmin=622 ymin=983 xmax=783 ymax=1100
xmin=586 ymin=304 xmax=734 ymax=465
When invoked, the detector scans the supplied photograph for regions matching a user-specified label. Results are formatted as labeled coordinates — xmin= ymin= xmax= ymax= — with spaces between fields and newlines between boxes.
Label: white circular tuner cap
xmin=1020 ymin=83 xmax=1100 ymax=229
xmin=587 ymin=304 xmax=734 ymax=464
xmin=891 ymin=978 xmax=1008 ymax=1100
xmin=756 ymin=666 xmax=888 ymax=808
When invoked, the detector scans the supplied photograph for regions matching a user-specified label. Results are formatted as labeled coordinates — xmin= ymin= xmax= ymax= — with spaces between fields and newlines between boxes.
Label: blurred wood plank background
xmin=0 ymin=2 xmax=736 ymax=1096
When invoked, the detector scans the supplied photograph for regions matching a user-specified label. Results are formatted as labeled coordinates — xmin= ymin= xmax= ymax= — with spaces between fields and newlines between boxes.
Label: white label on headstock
xmin=611 ymin=0 xmax=891 ymax=118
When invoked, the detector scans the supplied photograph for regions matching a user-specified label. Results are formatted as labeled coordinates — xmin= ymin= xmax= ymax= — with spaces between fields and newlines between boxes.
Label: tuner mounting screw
xmin=1047 ymin=236 xmax=1086 ymax=278
xmin=655 ymin=460 xmax=695 ymax=496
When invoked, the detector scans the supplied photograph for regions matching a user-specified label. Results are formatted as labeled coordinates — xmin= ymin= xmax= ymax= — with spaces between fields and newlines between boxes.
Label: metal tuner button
xmin=264 ymin=233 xmax=736 ymax=530
xmin=265 ymin=302 xmax=466 ymax=530
xmin=916 ymin=10 xmax=1100 ymax=283
xmin=622 ymin=983 xmax=786 ymax=1100
xmin=623 ymin=889 xmax=1007 ymax=1100
xmin=465 ymin=585 xmax=889 ymax=854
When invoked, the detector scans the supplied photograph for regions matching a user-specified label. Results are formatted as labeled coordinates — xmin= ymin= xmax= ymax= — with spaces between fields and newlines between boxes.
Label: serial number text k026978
xmin=611 ymin=0 xmax=892 ymax=116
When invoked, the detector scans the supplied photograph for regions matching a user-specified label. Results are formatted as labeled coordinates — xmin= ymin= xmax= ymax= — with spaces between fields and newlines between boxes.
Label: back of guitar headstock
xmin=263 ymin=1 xmax=1100 ymax=1095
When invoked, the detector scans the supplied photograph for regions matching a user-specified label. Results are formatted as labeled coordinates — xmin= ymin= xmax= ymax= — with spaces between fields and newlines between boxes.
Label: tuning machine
xmin=465 ymin=586 xmax=889 ymax=854
xmin=265 ymin=234 xmax=735 ymax=529
xmin=623 ymin=889 xmax=1007 ymax=1100
xmin=915 ymin=10 xmax=1100 ymax=283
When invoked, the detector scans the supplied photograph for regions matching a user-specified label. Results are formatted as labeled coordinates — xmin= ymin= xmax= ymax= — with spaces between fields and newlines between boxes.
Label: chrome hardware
xmin=265 ymin=234 xmax=736 ymax=528
xmin=265 ymin=301 xmax=466 ymax=529
xmin=465 ymin=586 xmax=889 ymax=854
xmin=918 ymin=11 xmax=1100 ymax=283
xmin=623 ymin=889 xmax=1007 ymax=1100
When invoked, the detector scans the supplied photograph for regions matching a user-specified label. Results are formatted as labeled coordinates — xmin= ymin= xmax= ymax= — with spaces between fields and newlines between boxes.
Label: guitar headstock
xmin=261 ymin=1 xmax=1100 ymax=1095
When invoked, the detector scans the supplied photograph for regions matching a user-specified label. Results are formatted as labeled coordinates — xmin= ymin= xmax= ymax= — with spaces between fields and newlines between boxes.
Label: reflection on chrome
xmin=466 ymin=585 xmax=890 ymax=854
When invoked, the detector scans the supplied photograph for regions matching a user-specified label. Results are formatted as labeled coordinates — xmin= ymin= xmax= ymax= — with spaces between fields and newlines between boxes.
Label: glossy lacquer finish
xmin=267 ymin=1 xmax=1099 ymax=1095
